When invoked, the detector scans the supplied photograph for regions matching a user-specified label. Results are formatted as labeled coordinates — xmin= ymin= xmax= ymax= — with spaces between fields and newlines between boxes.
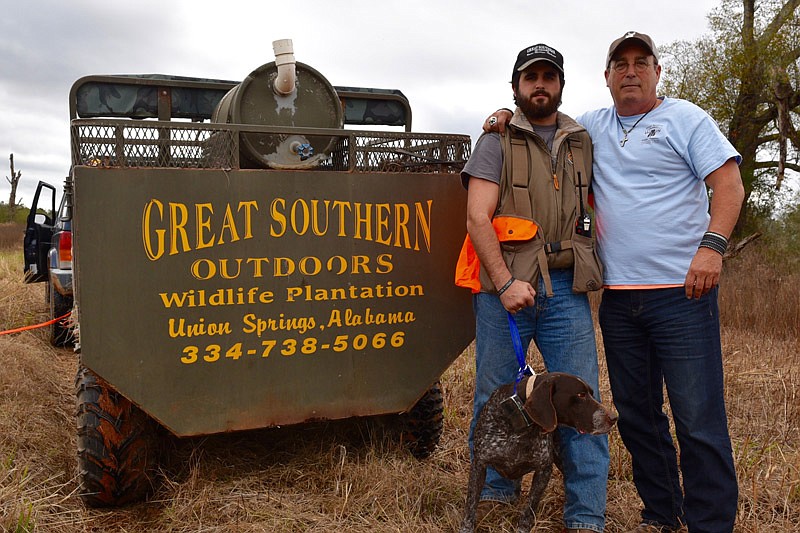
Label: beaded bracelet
xmin=497 ymin=277 xmax=515 ymax=296
xmin=699 ymin=231 xmax=728 ymax=255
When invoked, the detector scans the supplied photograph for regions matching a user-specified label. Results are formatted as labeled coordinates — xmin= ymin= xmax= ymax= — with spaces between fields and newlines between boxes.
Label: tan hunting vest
xmin=478 ymin=110 xmax=603 ymax=296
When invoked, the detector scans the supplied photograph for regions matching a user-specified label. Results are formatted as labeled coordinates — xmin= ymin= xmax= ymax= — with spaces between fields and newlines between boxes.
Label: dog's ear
xmin=525 ymin=375 xmax=558 ymax=433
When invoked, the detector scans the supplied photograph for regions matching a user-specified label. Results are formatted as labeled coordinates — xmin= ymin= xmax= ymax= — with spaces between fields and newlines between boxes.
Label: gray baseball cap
xmin=606 ymin=31 xmax=659 ymax=67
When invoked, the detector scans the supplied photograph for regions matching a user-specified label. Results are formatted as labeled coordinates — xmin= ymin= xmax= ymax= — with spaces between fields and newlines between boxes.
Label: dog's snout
xmin=592 ymin=407 xmax=618 ymax=434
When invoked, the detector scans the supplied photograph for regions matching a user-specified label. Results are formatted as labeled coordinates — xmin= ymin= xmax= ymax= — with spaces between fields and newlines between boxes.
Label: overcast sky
xmin=1 ymin=0 xmax=722 ymax=206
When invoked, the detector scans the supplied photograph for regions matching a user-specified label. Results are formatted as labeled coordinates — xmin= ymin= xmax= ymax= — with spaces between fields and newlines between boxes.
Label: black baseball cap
xmin=513 ymin=44 xmax=564 ymax=78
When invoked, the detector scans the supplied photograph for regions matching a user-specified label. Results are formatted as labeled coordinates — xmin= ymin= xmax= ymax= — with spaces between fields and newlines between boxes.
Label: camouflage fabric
xmin=336 ymin=86 xmax=409 ymax=127
xmin=73 ymin=75 xmax=410 ymax=127
xmin=74 ymin=74 xmax=236 ymax=121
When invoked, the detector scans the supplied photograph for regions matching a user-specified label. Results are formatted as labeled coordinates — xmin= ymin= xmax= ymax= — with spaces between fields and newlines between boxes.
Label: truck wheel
xmin=400 ymin=381 xmax=444 ymax=459
xmin=49 ymin=281 xmax=73 ymax=347
xmin=76 ymin=366 xmax=159 ymax=507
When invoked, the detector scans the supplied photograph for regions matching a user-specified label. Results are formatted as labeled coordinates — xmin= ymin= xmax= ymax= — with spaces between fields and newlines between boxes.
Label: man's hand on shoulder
xmin=483 ymin=109 xmax=513 ymax=134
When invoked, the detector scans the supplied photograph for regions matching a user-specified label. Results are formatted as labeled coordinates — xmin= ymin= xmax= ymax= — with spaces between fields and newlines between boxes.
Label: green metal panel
xmin=73 ymin=166 xmax=474 ymax=436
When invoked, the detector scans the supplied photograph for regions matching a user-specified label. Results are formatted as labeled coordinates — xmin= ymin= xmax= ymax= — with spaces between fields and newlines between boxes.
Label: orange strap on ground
xmin=0 ymin=312 xmax=71 ymax=336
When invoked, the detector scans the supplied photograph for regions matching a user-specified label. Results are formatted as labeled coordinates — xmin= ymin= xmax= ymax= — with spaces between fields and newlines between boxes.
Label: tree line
xmin=660 ymin=0 xmax=799 ymax=236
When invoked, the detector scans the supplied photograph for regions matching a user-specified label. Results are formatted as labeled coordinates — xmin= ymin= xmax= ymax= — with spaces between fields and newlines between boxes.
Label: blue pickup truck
xmin=23 ymin=179 xmax=74 ymax=347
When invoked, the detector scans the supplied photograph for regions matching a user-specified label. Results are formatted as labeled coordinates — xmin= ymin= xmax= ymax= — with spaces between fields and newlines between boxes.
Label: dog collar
xmin=500 ymin=374 xmax=538 ymax=430
xmin=500 ymin=391 xmax=536 ymax=430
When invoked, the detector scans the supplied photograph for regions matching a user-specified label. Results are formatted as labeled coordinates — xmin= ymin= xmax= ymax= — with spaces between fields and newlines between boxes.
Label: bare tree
xmin=6 ymin=153 xmax=22 ymax=209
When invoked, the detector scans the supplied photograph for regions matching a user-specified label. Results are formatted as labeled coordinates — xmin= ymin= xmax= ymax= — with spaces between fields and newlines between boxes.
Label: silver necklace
xmin=615 ymin=101 xmax=657 ymax=147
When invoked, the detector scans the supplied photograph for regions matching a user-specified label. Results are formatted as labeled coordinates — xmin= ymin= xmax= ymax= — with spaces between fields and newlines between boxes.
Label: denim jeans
xmin=599 ymin=287 xmax=737 ymax=533
xmin=469 ymin=269 xmax=609 ymax=532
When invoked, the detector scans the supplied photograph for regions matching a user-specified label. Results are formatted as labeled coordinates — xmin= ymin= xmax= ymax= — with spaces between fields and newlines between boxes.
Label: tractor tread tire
xmin=401 ymin=381 xmax=444 ymax=459
xmin=75 ymin=366 xmax=158 ymax=507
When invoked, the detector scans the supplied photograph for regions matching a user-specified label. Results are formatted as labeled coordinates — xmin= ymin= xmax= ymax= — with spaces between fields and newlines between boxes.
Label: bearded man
xmin=459 ymin=44 xmax=609 ymax=533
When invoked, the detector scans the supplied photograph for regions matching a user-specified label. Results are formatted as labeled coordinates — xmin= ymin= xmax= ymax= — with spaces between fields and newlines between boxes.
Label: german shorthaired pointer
xmin=460 ymin=372 xmax=617 ymax=533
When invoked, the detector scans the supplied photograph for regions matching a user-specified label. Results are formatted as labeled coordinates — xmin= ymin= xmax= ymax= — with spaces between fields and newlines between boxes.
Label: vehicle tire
xmin=400 ymin=381 xmax=444 ymax=459
xmin=76 ymin=366 xmax=159 ymax=507
xmin=49 ymin=281 xmax=73 ymax=347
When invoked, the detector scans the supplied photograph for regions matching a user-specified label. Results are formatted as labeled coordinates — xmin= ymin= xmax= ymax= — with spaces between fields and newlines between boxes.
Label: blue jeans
xmin=599 ymin=287 xmax=737 ymax=533
xmin=469 ymin=269 xmax=609 ymax=532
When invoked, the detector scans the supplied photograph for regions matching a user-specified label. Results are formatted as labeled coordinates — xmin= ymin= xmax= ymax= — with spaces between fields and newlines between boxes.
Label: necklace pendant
xmin=615 ymin=101 xmax=657 ymax=148
xmin=619 ymin=128 xmax=629 ymax=147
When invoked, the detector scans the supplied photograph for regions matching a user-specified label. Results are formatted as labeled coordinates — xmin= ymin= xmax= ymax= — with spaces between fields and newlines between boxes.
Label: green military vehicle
xmin=65 ymin=40 xmax=475 ymax=506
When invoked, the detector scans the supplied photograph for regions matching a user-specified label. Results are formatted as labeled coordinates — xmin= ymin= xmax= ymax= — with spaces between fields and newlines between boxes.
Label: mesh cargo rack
xmin=71 ymin=120 xmax=471 ymax=174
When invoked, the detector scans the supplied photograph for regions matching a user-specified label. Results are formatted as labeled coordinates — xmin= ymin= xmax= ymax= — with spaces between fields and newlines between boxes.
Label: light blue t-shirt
xmin=577 ymin=97 xmax=741 ymax=286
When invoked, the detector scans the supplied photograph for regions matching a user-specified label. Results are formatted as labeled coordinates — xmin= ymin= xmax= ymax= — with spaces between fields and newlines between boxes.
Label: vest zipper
xmin=552 ymin=139 xmax=565 ymax=245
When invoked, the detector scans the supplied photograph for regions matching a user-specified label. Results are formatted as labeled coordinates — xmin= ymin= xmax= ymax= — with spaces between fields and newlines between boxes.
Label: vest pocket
xmin=571 ymin=233 xmax=603 ymax=292
xmin=500 ymin=239 xmax=542 ymax=289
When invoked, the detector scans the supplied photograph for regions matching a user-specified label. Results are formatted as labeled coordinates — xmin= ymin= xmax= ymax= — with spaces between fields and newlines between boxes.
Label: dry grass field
xmin=1 ymin=220 xmax=798 ymax=532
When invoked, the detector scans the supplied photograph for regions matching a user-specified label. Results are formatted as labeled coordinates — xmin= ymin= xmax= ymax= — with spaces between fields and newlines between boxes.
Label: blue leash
xmin=507 ymin=311 xmax=534 ymax=392
xmin=501 ymin=311 xmax=536 ymax=429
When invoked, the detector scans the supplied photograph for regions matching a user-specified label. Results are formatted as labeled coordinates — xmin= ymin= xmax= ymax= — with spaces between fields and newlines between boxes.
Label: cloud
xmin=1 ymin=0 xmax=720 ymax=206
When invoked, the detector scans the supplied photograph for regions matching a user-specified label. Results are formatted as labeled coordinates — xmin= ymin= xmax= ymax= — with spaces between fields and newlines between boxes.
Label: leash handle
xmin=507 ymin=312 xmax=534 ymax=389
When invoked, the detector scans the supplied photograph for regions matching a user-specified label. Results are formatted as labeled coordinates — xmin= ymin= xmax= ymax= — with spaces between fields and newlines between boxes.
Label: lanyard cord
xmin=615 ymin=100 xmax=657 ymax=147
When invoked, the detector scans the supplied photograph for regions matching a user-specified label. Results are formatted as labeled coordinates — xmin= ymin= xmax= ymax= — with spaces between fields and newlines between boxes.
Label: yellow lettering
xmin=242 ymin=313 xmax=257 ymax=334
xmin=274 ymin=257 xmax=295 ymax=277
xmin=246 ymin=257 xmax=270 ymax=278
xmin=375 ymin=203 xmax=391 ymax=245
xmin=290 ymin=199 xmax=309 ymax=235
xmin=142 ymin=199 xmax=165 ymax=261
xmin=169 ymin=202 xmax=190 ymax=255
xmin=239 ymin=201 xmax=258 ymax=239
xmin=326 ymin=309 xmax=342 ymax=328
xmin=270 ymin=198 xmax=286 ymax=237
xmin=351 ymin=255 xmax=370 ymax=274
xmin=332 ymin=200 xmax=351 ymax=237
xmin=299 ymin=256 xmax=322 ymax=275
xmin=353 ymin=202 xmax=372 ymax=241
xmin=218 ymin=204 xmax=241 ymax=244
xmin=376 ymin=253 xmax=393 ymax=273
xmin=311 ymin=199 xmax=330 ymax=236
xmin=195 ymin=203 xmax=214 ymax=249
xmin=414 ymin=200 xmax=432 ymax=252
xmin=191 ymin=258 xmax=216 ymax=280
xmin=218 ymin=258 xmax=242 ymax=279
xmin=286 ymin=287 xmax=303 ymax=302
xmin=394 ymin=203 xmax=410 ymax=249
xmin=327 ymin=256 xmax=347 ymax=275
